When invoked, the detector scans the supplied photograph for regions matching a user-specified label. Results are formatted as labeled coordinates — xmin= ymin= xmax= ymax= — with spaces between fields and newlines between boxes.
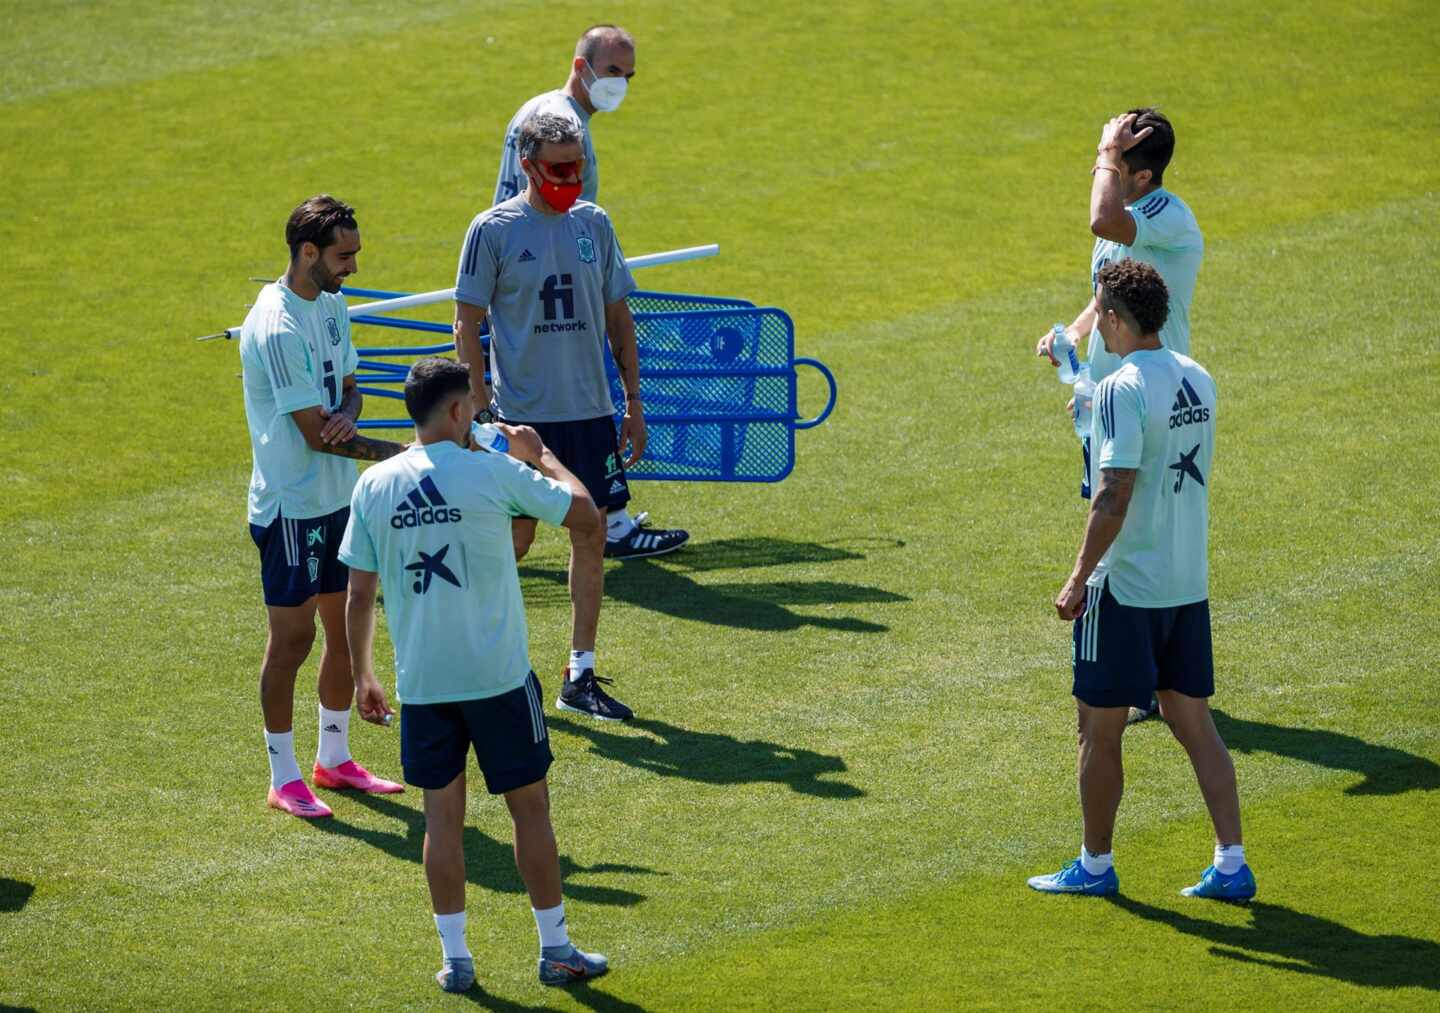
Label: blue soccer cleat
xmin=1181 ymin=864 xmax=1256 ymax=901
xmin=1027 ymin=859 xmax=1119 ymax=896
xmin=539 ymin=944 xmax=609 ymax=986
xmin=435 ymin=956 xmax=475 ymax=993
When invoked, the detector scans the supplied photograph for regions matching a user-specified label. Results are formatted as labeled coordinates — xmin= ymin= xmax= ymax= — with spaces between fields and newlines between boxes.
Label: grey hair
xmin=575 ymin=24 xmax=634 ymax=64
xmin=517 ymin=111 xmax=583 ymax=163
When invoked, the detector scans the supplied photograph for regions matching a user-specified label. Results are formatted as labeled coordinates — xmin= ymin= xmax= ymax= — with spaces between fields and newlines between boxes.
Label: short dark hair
xmin=1096 ymin=259 xmax=1169 ymax=336
xmin=404 ymin=357 xmax=470 ymax=425
xmin=1120 ymin=107 xmax=1175 ymax=187
xmin=575 ymin=24 xmax=634 ymax=64
xmin=285 ymin=194 xmax=357 ymax=258
xmin=517 ymin=111 xmax=583 ymax=163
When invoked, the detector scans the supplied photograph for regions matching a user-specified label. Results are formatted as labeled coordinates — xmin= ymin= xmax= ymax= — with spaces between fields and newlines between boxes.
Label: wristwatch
xmin=475 ymin=407 xmax=494 ymax=423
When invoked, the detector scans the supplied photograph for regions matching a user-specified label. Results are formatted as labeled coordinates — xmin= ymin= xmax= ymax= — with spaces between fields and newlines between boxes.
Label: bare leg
xmin=569 ymin=504 xmax=604 ymax=652
xmin=423 ymin=774 xmax=468 ymax=915
xmin=314 ymin=590 xmax=355 ymax=712
xmin=260 ymin=600 xmax=319 ymax=733
xmin=504 ymin=779 xmax=562 ymax=909
xmin=1157 ymin=690 xmax=1242 ymax=845
xmin=1077 ymin=699 xmax=1129 ymax=855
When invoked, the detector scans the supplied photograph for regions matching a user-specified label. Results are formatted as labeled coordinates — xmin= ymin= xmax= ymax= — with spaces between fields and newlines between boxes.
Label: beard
xmin=309 ymin=261 xmax=344 ymax=294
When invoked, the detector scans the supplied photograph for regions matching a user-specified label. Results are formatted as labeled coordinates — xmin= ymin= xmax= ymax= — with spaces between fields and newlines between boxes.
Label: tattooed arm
xmin=1055 ymin=467 xmax=1137 ymax=620
xmin=290 ymin=378 xmax=406 ymax=462
xmin=605 ymin=298 xmax=646 ymax=466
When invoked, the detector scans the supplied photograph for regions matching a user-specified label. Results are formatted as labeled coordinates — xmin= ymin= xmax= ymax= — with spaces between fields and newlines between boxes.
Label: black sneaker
xmin=604 ymin=512 xmax=689 ymax=559
xmin=557 ymin=668 xmax=634 ymax=721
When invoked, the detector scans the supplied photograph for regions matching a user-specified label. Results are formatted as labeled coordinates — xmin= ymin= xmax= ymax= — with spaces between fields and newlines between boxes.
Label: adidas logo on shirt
xmin=391 ymin=476 xmax=463 ymax=529
xmin=1169 ymin=378 xmax=1210 ymax=429
xmin=518 ymin=248 xmax=537 ymax=262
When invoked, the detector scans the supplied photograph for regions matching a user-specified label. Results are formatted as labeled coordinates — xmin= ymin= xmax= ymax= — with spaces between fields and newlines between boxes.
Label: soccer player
xmin=1037 ymin=108 xmax=1204 ymax=723
xmin=455 ymin=111 xmax=688 ymax=720
xmin=1027 ymin=260 xmax=1254 ymax=902
xmin=342 ymin=357 xmax=610 ymax=992
xmin=493 ymin=24 xmax=636 ymax=206
xmin=240 ymin=194 xmax=408 ymax=819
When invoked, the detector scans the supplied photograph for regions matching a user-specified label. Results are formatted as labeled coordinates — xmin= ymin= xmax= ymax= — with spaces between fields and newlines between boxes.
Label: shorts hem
xmin=482 ymin=758 xmax=552 ymax=796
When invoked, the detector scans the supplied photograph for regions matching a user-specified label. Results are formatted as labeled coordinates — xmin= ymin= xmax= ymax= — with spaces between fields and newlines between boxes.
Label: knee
xmin=265 ymin=626 xmax=316 ymax=670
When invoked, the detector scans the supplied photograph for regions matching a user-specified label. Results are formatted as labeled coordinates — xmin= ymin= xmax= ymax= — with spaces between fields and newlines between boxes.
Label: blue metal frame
xmin=339 ymin=286 xmax=837 ymax=481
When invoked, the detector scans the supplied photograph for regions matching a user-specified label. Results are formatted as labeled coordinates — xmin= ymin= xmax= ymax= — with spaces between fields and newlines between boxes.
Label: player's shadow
xmin=459 ymin=982 xmax=651 ymax=1012
xmin=310 ymin=793 xmax=661 ymax=907
xmin=519 ymin=538 xmax=908 ymax=633
xmin=553 ymin=716 xmax=865 ymax=800
xmin=1211 ymin=709 xmax=1440 ymax=796
xmin=1110 ymin=895 xmax=1440 ymax=991
xmin=0 ymin=881 xmax=38 ymax=1013
xmin=0 ymin=878 xmax=34 ymax=913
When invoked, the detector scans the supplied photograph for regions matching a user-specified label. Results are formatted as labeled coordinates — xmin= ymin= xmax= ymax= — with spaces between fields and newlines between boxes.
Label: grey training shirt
xmin=493 ymin=91 xmax=598 ymax=206
xmin=455 ymin=196 xmax=637 ymax=423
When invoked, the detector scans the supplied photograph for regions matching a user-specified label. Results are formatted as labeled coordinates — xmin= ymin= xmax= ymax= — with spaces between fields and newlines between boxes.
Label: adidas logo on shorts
xmin=518 ymin=248 xmax=537 ymax=262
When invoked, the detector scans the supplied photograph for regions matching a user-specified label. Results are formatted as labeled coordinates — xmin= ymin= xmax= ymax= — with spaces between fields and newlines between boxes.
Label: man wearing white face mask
xmin=493 ymin=25 xmax=635 ymax=206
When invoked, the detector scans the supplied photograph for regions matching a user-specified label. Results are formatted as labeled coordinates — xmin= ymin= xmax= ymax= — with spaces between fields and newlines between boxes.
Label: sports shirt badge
xmin=325 ymin=317 xmax=341 ymax=345
xmin=576 ymin=236 xmax=596 ymax=264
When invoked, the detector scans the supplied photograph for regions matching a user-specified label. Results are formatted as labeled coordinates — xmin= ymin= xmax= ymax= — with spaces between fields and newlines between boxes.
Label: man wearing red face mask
xmin=493 ymin=24 xmax=635 ymax=206
xmin=454 ymin=112 xmax=687 ymax=722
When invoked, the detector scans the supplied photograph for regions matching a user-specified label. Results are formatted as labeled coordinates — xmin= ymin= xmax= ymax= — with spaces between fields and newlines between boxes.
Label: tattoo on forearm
xmin=1092 ymin=468 xmax=1137 ymax=518
xmin=321 ymin=435 xmax=406 ymax=462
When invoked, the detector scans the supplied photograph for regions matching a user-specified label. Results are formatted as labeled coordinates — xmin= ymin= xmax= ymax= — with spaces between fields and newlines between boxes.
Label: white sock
xmin=1080 ymin=846 xmax=1113 ymax=876
xmin=606 ymin=508 xmax=635 ymax=539
xmin=264 ymin=729 xmax=303 ymax=789
xmin=1214 ymin=843 xmax=1246 ymax=875
xmin=569 ymin=651 xmax=594 ymax=682
xmin=434 ymin=911 xmax=471 ymax=960
xmin=533 ymin=903 xmax=570 ymax=949
xmin=316 ymin=704 xmax=352 ymax=769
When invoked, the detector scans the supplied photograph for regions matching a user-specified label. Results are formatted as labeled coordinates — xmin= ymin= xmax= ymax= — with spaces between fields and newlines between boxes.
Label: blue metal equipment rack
xmin=345 ymin=287 xmax=837 ymax=483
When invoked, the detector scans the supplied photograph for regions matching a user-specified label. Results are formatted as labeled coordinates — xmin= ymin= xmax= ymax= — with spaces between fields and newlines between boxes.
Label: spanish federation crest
xmin=325 ymin=317 xmax=341 ymax=345
xmin=576 ymin=236 xmax=596 ymax=264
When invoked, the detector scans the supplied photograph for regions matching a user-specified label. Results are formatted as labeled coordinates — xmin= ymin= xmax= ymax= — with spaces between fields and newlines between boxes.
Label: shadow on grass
xmin=461 ymin=981 xmax=650 ymax=1012
xmin=1212 ymin=709 xmax=1440 ymax=795
xmin=0 ymin=878 xmax=34 ymax=913
xmin=554 ymin=716 xmax=865 ymax=799
xmin=1110 ymin=895 xmax=1440 ymax=991
xmin=0 ymin=882 xmax=38 ymax=1013
xmin=515 ymin=538 xmax=910 ymax=634
xmin=310 ymin=792 xmax=663 ymax=907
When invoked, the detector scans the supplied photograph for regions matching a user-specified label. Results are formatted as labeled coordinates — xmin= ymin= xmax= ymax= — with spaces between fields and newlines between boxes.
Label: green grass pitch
xmin=2 ymin=0 xmax=1438 ymax=1009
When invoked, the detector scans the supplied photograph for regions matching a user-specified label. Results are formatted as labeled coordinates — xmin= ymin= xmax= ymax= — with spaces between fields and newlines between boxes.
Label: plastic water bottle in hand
xmin=1051 ymin=323 xmax=1082 ymax=385
xmin=1072 ymin=367 xmax=1095 ymax=440
xmin=470 ymin=421 xmax=510 ymax=454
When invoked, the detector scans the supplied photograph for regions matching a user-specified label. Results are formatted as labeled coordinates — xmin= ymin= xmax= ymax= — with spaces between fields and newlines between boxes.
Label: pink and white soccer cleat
xmin=267 ymin=778 xmax=334 ymax=819
xmin=312 ymin=760 xmax=404 ymax=794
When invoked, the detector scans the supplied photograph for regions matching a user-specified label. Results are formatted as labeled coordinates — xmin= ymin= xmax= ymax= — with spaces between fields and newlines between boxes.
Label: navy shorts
xmin=249 ymin=507 xmax=350 ymax=607
xmin=499 ymin=414 xmax=630 ymax=513
xmin=1072 ymin=580 xmax=1214 ymax=710
xmin=1080 ymin=435 xmax=1092 ymax=500
xmin=399 ymin=672 xmax=553 ymax=794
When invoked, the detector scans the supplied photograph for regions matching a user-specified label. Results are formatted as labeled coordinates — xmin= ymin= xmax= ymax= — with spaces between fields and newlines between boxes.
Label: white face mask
xmin=584 ymin=60 xmax=627 ymax=112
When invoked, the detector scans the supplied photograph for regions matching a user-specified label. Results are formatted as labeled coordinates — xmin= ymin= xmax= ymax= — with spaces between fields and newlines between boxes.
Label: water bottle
xmin=1072 ymin=367 xmax=1095 ymax=440
xmin=1051 ymin=323 xmax=1082 ymax=385
xmin=470 ymin=421 xmax=510 ymax=454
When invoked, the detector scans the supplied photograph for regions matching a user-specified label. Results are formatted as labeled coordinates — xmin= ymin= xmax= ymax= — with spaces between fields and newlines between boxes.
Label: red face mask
xmin=529 ymin=160 xmax=583 ymax=213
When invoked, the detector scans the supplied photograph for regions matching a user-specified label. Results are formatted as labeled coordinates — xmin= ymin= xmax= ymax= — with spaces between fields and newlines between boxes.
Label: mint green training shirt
xmin=1086 ymin=188 xmax=1204 ymax=385
xmin=339 ymin=440 xmax=572 ymax=704
xmin=1088 ymin=347 xmax=1217 ymax=608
